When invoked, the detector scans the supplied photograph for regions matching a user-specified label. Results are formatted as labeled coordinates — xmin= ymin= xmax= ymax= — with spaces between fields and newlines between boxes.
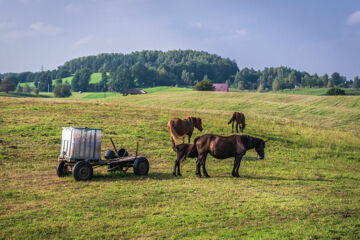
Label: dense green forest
xmin=0 ymin=50 xmax=358 ymax=92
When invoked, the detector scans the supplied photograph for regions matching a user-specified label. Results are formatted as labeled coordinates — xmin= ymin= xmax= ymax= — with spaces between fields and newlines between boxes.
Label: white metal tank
xmin=59 ymin=127 xmax=102 ymax=161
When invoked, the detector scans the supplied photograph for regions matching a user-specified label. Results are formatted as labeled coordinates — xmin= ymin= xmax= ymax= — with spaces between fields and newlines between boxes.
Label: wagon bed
xmin=56 ymin=127 xmax=149 ymax=181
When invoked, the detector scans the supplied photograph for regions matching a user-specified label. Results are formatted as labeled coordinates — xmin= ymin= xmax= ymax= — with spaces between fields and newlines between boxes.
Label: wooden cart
xmin=56 ymin=127 xmax=149 ymax=181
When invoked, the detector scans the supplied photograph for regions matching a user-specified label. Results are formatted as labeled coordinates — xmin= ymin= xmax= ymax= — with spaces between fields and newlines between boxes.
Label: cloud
xmin=188 ymin=21 xmax=204 ymax=29
xmin=65 ymin=3 xmax=82 ymax=13
xmin=235 ymin=28 xmax=248 ymax=37
xmin=73 ymin=36 xmax=94 ymax=48
xmin=0 ymin=21 xmax=16 ymax=30
xmin=28 ymin=21 xmax=62 ymax=36
xmin=347 ymin=10 xmax=360 ymax=25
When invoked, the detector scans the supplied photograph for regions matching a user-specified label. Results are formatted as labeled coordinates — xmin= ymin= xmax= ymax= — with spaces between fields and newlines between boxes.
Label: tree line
xmin=1 ymin=50 xmax=359 ymax=93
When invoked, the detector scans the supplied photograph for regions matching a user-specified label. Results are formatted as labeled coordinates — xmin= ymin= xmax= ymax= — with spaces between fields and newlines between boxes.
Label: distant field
xmin=275 ymin=87 xmax=360 ymax=96
xmin=143 ymin=86 xmax=192 ymax=93
xmin=18 ymin=73 xmax=102 ymax=88
xmin=1 ymin=90 xmax=359 ymax=239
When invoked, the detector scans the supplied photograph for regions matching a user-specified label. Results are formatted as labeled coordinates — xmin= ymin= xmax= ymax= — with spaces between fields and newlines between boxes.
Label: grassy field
xmin=275 ymin=87 xmax=360 ymax=96
xmin=1 ymin=90 xmax=360 ymax=239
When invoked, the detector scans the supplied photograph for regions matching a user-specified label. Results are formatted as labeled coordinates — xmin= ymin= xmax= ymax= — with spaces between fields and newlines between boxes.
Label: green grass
xmin=0 ymin=91 xmax=359 ymax=239
xmin=143 ymin=86 xmax=192 ymax=93
xmin=273 ymin=87 xmax=360 ymax=96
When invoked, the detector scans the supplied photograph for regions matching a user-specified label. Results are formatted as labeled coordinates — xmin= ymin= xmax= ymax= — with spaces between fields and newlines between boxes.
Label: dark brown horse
xmin=167 ymin=117 xmax=203 ymax=149
xmin=173 ymin=143 xmax=198 ymax=176
xmin=228 ymin=112 xmax=246 ymax=133
xmin=193 ymin=134 xmax=266 ymax=178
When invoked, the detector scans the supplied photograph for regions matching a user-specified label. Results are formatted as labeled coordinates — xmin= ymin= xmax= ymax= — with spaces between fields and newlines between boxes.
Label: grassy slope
xmin=0 ymin=91 xmax=359 ymax=239
xmin=275 ymin=87 xmax=360 ymax=96
xmin=18 ymin=73 xmax=101 ymax=88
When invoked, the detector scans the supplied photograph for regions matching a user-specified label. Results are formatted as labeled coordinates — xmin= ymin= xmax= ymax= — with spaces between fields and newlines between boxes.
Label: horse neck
xmin=244 ymin=136 xmax=259 ymax=150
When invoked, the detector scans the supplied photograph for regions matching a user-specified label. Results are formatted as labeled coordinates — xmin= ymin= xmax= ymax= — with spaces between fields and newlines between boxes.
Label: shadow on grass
xmin=91 ymin=171 xmax=175 ymax=181
xmin=241 ymin=174 xmax=333 ymax=182
xmin=0 ymin=92 xmax=51 ymax=98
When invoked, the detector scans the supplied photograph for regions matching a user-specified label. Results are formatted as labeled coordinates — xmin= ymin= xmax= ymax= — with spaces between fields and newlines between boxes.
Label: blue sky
xmin=0 ymin=0 xmax=359 ymax=79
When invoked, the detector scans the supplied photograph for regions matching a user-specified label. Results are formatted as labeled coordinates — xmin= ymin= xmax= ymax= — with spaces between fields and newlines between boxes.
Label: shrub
xmin=53 ymin=84 xmax=72 ymax=97
xmin=326 ymin=87 xmax=345 ymax=96
xmin=194 ymin=80 xmax=214 ymax=91
xmin=0 ymin=79 xmax=16 ymax=93
xmin=23 ymin=84 xmax=32 ymax=93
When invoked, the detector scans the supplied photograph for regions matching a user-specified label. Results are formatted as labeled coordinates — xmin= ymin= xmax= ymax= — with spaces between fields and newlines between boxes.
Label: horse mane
xmin=241 ymin=135 xmax=263 ymax=150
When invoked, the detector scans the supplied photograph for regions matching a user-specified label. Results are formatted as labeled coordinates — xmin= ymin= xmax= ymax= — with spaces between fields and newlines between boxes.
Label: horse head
xmin=189 ymin=117 xmax=203 ymax=131
xmin=255 ymin=139 xmax=266 ymax=160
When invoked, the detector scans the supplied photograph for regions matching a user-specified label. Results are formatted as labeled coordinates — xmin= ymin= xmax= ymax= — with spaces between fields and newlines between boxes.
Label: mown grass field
xmin=1 ymin=90 xmax=360 ymax=239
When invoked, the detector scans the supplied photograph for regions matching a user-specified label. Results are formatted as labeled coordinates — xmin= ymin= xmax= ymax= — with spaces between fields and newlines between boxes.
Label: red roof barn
xmin=213 ymin=83 xmax=229 ymax=92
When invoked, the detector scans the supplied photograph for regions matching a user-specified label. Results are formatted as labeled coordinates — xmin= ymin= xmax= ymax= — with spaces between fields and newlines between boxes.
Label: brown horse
xmin=167 ymin=117 xmax=203 ymax=149
xmin=173 ymin=144 xmax=198 ymax=176
xmin=228 ymin=112 xmax=246 ymax=133
xmin=193 ymin=134 xmax=266 ymax=178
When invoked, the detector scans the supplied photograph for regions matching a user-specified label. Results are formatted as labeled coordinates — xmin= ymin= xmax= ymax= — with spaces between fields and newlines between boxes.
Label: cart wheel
xmin=72 ymin=161 xmax=93 ymax=181
xmin=56 ymin=160 xmax=69 ymax=177
xmin=133 ymin=157 xmax=149 ymax=175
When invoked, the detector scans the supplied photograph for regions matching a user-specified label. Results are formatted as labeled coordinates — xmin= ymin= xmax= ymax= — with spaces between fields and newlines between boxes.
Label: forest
xmin=0 ymin=50 xmax=358 ymax=92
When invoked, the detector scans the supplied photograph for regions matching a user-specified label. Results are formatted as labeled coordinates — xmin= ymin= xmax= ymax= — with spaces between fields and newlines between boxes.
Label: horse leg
xmin=231 ymin=121 xmax=234 ymax=133
xmin=187 ymin=133 xmax=192 ymax=144
xmin=202 ymin=158 xmax=210 ymax=178
xmin=173 ymin=159 xmax=178 ymax=176
xmin=236 ymin=122 xmax=239 ymax=133
xmin=234 ymin=154 xmax=243 ymax=177
xmin=232 ymin=157 xmax=239 ymax=177
xmin=196 ymin=155 xmax=205 ymax=178
xmin=182 ymin=136 xmax=185 ymax=144
xmin=177 ymin=156 xmax=184 ymax=176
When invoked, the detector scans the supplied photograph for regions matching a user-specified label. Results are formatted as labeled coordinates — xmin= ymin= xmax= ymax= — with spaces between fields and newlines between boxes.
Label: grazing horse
xmin=173 ymin=144 xmax=198 ymax=176
xmin=167 ymin=117 xmax=203 ymax=149
xmin=193 ymin=134 xmax=266 ymax=178
xmin=228 ymin=112 xmax=246 ymax=133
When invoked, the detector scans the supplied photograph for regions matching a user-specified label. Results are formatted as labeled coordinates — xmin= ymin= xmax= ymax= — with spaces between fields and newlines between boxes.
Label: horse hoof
xmin=173 ymin=172 xmax=177 ymax=176
xmin=178 ymin=173 xmax=182 ymax=177
xmin=205 ymin=175 xmax=211 ymax=178
xmin=196 ymin=174 xmax=202 ymax=178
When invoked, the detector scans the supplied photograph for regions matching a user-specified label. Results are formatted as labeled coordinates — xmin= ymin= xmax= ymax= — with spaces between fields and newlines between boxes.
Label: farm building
xmin=122 ymin=89 xmax=147 ymax=96
xmin=213 ymin=83 xmax=229 ymax=92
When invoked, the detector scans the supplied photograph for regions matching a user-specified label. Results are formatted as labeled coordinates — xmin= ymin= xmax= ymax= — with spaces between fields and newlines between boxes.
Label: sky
xmin=0 ymin=0 xmax=359 ymax=79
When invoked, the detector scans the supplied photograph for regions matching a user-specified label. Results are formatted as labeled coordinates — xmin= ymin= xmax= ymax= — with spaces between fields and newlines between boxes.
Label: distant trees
xmin=38 ymin=71 xmax=52 ymax=92
xmin=1 ymin=50 xmax=357 ymax=92
xmin=109 ymin=65 xmax=133 ymax=92
xmin=0 ymin=78 xmax=16 ymax=93
xmin=272 ymin=78 xmax=280 ymax=91
xmin=99 ymin=71 xmax=108 ymax=92
xmin=53 ymin=84 xmax=72 ymax=97
xmin=71 ymin=68 xmax=91 ymax=92
xmin=194 ymin=76 xmax=214 ymax=91
xmin=353 ymin=76 xmax=359 ymax=89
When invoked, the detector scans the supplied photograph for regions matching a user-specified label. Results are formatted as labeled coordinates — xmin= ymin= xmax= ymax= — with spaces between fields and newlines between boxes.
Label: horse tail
xmin=187 ymin=144 xmax=198 ymax=158
xmin=193 ymin=136 xmax=200 ymax=145
xmin=168 ymin=120 xmax=180 ymax=140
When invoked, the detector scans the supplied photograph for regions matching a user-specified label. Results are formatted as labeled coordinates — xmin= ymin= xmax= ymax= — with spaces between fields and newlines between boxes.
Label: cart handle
xmin=110 ymin=138 xmax=120 ymax=157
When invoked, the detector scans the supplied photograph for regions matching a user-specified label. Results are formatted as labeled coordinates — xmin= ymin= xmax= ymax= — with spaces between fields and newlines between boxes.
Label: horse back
xmin=196 ymin=134 xmax=245 ymax=159
xmin=168 ymin=118 xmax=193 ymax=137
